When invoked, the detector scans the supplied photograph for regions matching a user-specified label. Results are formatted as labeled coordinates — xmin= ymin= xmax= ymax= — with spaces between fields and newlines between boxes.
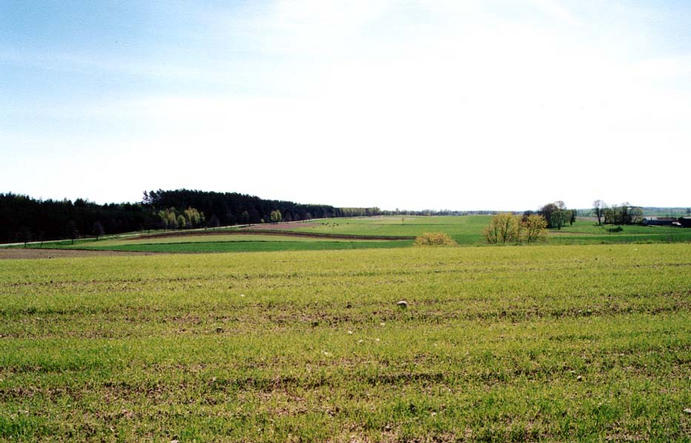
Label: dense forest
xmin=0 ymin=194 xmax=156 ymax=244
xmin=0 ymin=190 xmax=381 ymax=244
xmin=142 ymin=189 xmax=380 ymax=226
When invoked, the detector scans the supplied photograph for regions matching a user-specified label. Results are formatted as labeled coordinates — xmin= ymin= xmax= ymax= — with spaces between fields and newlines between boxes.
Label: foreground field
xmin=1 ymin=244 xmax=689 ymax=440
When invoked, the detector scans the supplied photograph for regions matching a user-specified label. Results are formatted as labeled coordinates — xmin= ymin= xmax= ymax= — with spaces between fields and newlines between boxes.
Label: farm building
xmin=642 ymin=217 xmax=676 ymax=226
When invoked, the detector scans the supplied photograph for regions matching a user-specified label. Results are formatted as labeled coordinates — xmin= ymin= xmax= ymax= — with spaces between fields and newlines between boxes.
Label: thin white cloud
xmin=634 ymin=55 xmax=691 ymax=79
xmin=0 ymin=48 xmax=233 ymax=84
xmin=2 ymin=0 xmax=690 ymax=208
xmin=528 ymin=0 xmax=580 ymax=26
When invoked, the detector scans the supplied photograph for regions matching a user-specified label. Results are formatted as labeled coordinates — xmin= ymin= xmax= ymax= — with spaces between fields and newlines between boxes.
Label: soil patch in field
xmin=0 ymin=249 xmax=158 ymax=260
xmin=241 ymin=221 xmax=320 ymax=230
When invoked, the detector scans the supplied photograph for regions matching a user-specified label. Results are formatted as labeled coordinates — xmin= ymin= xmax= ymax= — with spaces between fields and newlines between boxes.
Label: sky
xmin=1 ymin=0 xmax=690 ymax=211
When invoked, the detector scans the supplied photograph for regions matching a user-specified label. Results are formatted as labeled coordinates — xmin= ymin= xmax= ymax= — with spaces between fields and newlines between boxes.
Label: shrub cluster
xmin=413 ymin=232 xmax=458 ymax=247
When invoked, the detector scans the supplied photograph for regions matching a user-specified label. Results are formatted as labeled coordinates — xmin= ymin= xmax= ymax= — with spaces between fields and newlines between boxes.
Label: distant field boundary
xmin=130 ymin=229 xmax=416 ymax=241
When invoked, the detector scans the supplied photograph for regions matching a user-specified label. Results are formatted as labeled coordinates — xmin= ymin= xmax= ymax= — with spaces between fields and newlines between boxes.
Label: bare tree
xmin=593 ymin=200 xmax=605 ymax=225
xmin=92 ymin=221 xmax=105 ymax=241
xmin=67 ymin=220 xmax=79 ymax=245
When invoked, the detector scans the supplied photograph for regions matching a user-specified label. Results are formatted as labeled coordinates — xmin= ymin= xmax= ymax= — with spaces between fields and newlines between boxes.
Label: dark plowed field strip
xmin=132 ymin=229 xmax=415 ymax=241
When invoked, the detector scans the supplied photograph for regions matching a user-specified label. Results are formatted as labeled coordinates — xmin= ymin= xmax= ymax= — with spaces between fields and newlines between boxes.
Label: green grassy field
xmin=77 ymin=239 xmax=411 ymax=253
xmin=1 ymin=244 xmax=689 ymax=440
xmin=6 ymin=216 xmax=689 ymax=253
xmin=93 ymin=234 xmax=374 ymax=245
xmin=547 ymin=221 xmax=691 ymax=244
xmin=295 ymin=216 xmax=490 ymax=244
xmin=294 ymin=216 xmax=691 ymax=246
xmin=288 ymin=215 xmax=691 ymax=246
xmin=19 ymin=233 xmax=411 ymax=254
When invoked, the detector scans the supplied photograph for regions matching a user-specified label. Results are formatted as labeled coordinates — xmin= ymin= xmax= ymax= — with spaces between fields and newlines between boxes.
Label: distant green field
xmin=295 ymin=215 xmax=491 ymax=244
xmin=78 ymin=239 xmax=411 ymax=253
xmin=294 ymin=216 xmax=691 ymax=245
xmin=94 ymin=233 xmax=362 ymax=245
xmin=20 ymin=233 xmax=411 ymax=253
xmin=1 ymin=244 xmax=689 ymax=440
xmin=6 ymin=216 xmax=689 ymax=253
xmin=555 ymin=222 xmax=685 ymax=235
xmin=546 ymin=221 xmax=691 ymax=245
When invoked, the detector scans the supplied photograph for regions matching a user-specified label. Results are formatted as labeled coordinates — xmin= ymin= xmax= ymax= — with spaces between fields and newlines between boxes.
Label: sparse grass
xmin=0 ymin=244 xmax=689 ymax=440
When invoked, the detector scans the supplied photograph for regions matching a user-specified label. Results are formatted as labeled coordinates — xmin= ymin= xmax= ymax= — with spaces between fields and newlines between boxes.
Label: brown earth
xmin=241 ymin=221 xmax=320 ymax=230
xmin=0 ymin=249 xmax=158 ymax=260
xmin=237 ymin=230 xmax=415 ymax=240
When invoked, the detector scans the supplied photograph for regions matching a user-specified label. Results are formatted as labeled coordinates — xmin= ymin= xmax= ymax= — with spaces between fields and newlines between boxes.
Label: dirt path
xmin=0 ymin=249 xmax=158 ymax=260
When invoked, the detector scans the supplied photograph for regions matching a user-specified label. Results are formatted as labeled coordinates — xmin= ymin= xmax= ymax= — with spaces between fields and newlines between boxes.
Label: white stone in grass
xmin=396 ymin=300 xmax=408 ymax=308
xmin=684 ymin=408 xmax=691 ymax=414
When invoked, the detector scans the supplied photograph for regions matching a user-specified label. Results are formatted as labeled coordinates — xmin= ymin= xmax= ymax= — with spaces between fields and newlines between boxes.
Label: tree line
xmin=592 ymin=201 xmax=644 ymax=225
xmin=536 ymin=201 xmax=648 ymax=229
xmin=143 ymin=189 xmax=380 ymax=226
xmin=0 ymin=194 xmax=156 ymax=244
xmin=0 ymin=190 xmax=377 ymax=244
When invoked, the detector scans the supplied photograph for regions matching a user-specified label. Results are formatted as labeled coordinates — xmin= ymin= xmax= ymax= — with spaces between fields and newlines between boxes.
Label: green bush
xmin=413 ymin=232 xmax=457 ymax=246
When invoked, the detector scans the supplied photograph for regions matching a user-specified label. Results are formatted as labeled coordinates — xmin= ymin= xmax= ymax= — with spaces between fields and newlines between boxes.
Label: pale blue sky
xmin=1 ymin=0 xmax=690 ymax=210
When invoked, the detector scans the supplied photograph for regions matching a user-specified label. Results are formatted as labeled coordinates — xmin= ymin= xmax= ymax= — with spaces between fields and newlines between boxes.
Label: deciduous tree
xmin=92 ymin=221 xmax=105 ymax=240
xmin=485 ymin=213 xmax=521 ymax=244
xmin=522 ymin=215 xmax=547 ymax=242
xmin=67 ymin=220 xmax=79 ymax=245
xmin=540 ymin=201 xmax=568 ymax=230
xmin=176 ymin=214 xmax=186 ymax=229
xmin=270 ymin=210 xmax=282 ymax=223
xmin=593 ymin=200 xmax=605 ymax=225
